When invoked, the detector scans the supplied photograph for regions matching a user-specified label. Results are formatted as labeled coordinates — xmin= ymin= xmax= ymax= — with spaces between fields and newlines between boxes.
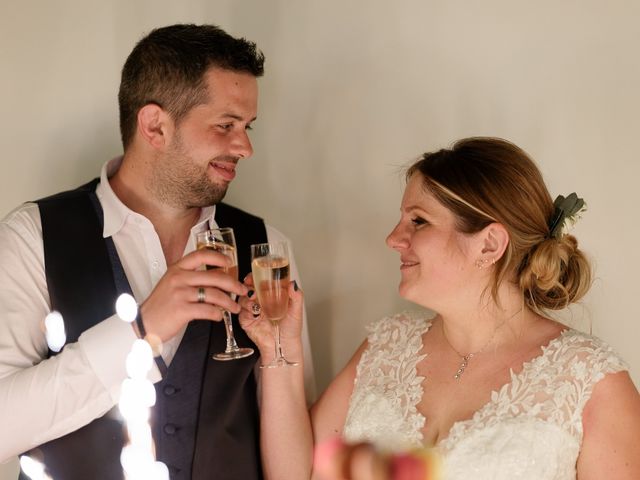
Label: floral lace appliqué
xmin=343 ymin=312 xmax=431 ymax=452
xmin=343 ymin=314 xmax=628 ymax=480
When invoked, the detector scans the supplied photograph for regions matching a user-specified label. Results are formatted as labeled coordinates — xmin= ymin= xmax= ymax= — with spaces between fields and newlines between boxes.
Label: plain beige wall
xmin=2 ymin=1 xmax=639 ymax=477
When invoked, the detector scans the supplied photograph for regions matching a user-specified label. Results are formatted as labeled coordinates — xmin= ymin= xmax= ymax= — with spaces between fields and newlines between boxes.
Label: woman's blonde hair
xmin=407 ymin=137 xmax=591 ymax=312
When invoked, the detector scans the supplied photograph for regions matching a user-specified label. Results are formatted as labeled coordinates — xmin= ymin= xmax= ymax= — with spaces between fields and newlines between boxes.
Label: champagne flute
xmin=250 ymin=242 xmax=299 ymax=368
xmin=196 ymin=228 xmax=254 ymax=361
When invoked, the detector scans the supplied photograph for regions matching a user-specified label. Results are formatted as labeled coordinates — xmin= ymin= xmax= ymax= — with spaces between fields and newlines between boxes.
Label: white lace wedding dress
xmin=343 ymin=312 xmax=628 ymax=480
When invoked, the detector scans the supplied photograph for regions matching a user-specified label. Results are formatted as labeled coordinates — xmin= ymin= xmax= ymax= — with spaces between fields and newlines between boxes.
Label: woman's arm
xmin=310 ymin=340 xmax=368 ymax=446
xmin=240 ymin=282 xmax=312 ymax=479
xmin=240 ymin=280 xmax=369 ymax=479
xmin=577 ymin=371 xmax=640 ymax=479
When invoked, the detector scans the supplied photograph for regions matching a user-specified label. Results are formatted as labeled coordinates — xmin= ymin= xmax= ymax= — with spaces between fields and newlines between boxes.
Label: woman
xmin=240 ymin=137 xmax=640 ymax=479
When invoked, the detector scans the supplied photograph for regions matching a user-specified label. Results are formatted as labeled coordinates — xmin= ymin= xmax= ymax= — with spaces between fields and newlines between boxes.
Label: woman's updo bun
xmin=519 ymin=234 xmax=592 ymax=311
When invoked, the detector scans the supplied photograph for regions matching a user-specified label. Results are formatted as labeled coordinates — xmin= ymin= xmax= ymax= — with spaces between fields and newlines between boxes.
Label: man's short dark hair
xmin=118 ymin=24 xmax=265 ymax=149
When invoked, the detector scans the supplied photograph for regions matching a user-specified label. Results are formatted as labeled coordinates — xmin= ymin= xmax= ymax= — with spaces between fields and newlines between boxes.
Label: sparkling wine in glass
xmin=196 ymin=228 xmax=254 ymax=361
xmin=250 ymin=242 xmax=299 ymax=368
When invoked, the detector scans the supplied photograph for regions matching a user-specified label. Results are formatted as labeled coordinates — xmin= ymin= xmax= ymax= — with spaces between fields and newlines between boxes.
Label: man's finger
xmin=177 ymin=248 xmax=233 ymax=270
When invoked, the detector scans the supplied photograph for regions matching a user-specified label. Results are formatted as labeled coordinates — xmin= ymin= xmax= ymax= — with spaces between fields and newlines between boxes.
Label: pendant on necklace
xmin=454 ymin=353 xmax=474 ymax=380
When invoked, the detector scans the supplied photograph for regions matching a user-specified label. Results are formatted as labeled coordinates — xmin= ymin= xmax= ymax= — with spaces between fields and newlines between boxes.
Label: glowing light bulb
xmin=118 ymin=309 xmax=168 ymax=478
xmin=116 ymin=294 xmax=138 ymax=323
xmin=126 ymin=339 xmax=154 ymax=379
xmin=44 ymin=311 xmax=66 ymax=353
xmin=19 ymin=456 xmax=52 ymax=480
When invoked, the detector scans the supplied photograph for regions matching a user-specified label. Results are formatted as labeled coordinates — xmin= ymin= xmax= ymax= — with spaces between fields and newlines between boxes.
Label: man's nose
xmin=231 ymin=130 xmax=253 ymax=159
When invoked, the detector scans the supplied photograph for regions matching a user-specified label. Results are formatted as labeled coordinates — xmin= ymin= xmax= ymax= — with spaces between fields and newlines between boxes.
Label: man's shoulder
xmin=0 ymin=201 xmax=43 ymax=250
xmin=35 ymin=179 xmax=100 ymax=204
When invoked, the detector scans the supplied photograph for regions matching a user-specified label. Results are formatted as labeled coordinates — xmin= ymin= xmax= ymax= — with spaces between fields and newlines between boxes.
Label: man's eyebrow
xmin=220 ymin=113 xmax=258 ymax=123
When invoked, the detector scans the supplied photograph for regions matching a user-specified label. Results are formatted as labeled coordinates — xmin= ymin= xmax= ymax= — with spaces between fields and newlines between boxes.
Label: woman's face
xmin=386 ymin=174 xmax=480 ymax=309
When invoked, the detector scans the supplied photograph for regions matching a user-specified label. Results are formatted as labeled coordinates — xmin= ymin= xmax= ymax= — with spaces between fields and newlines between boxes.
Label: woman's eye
xmin=411 ymin=217 xmax=428 ymax=227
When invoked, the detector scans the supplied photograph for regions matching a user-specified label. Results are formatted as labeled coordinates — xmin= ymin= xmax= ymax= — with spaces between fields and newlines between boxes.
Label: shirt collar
xmin=95 ymin=156 xmax=218 ymax=238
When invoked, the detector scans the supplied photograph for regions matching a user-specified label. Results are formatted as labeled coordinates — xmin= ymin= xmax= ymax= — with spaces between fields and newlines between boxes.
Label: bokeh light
xmin=19 ymin=455 xmax=52 ymax=480
xmin=116 ymin=294 xmax=138 ymax=323
xmin=44 ymin=311 xmax=66 ymax=353
xmin=126 ymin=339 xmax=154 ymax=379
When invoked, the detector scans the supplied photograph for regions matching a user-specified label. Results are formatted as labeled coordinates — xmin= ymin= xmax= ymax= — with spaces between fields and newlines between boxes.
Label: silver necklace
xmin=441 ymin=310 xmax=520 ymax=380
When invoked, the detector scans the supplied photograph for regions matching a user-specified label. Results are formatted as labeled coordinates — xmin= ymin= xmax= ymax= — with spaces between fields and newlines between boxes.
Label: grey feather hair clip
xmin=547 ymin=193 xmax=586 ymax=240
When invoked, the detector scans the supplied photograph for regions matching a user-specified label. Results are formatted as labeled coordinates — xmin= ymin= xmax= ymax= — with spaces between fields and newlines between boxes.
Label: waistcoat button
xmin=163 ymin=385 xmax=178 ymax=396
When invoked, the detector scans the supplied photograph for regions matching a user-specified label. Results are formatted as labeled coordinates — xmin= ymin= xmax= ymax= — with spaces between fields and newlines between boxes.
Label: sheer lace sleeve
xmin=343 ymin=312 xmax=431 ymax=452
xmin=440 ymin=330 xmax=629 ymax=480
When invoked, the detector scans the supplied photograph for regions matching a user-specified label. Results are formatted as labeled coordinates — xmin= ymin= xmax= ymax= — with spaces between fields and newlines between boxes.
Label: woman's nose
xmin=386 ymin=222 xmax=409 ymax=250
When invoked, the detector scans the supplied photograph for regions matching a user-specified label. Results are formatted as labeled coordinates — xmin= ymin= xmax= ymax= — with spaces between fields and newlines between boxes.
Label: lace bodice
xmin=343 ymin=312 xmax=628 ymax=480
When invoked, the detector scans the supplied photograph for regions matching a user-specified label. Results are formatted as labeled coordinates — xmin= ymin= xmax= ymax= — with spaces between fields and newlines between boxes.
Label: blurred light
xmin=121 ymin=445 xmax=169 ymax=480
xmin=116 ymin=294 xmax=138 ymax=323
xmin=126 ymin=339 xmax=154 ymax=379
xmin=127 ymin=421 xmax=153 ymax=452
xmin=120 ymin=445 xmax=154 ymax=477
xmin=118 ymin=316 xmax=167 ymax=479
xmin=118 ymin=384 xmax=151 ymax=422
xmin=19 ymin=456 xmax=51 ymax=480
xmin=151 ymin=461 xmax=170 ymax=480
xmin=44 ymin=311 xmax=66 ymax=353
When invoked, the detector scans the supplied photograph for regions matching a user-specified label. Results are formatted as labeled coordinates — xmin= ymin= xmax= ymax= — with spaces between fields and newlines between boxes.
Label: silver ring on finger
xmin=197 ymin=286 xmax=206 ymax=303
xmin=251 ymin=303 xmax=261 ymax=316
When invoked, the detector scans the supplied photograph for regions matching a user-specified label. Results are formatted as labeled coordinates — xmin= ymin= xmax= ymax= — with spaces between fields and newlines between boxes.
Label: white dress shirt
xmin=0 ymin=157 xmax=316 ymax=462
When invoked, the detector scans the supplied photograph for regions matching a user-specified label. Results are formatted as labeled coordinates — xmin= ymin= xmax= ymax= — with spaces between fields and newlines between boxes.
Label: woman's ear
xmin=478 ymin=222 xmax=510 ymax=264
xmin=136 ymin=103 xmax=171 ymax=149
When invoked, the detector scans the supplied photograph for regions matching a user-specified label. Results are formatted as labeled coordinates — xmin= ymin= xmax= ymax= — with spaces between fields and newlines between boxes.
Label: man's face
xmin=150 ymin=67 xmax=258 ymax=208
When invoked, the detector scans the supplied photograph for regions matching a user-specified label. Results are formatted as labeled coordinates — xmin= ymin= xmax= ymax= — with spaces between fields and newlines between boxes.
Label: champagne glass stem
xmin=223 ymin=311 xmax=240 ymax=351
xmin=261 ymin=321 xmax=298 ymax=368
xmin=274 ymin=322 xmax=284 ymax=361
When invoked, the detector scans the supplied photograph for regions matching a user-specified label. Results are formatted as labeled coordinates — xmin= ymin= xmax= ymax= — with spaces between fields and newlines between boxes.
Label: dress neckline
xmin=415 ymin=320 xmax=573 ymax=449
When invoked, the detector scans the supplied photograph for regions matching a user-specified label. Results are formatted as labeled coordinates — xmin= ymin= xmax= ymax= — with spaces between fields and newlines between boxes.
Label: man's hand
xmin=138 ymin=249 xmax=248 ymax=342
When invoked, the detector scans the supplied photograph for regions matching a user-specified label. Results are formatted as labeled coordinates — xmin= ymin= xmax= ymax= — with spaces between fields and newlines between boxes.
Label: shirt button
xmin=163 ymin=424 xmax=177 ymax=435
xmin=152 ymin=260 xmax=159 ymax=269
xmin=163 ymin=385 xmax=178 ymax=396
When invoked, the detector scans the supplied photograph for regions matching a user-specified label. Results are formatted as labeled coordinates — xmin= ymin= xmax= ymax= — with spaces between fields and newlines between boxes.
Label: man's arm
xmin=0 ymin=204 xmax=139 ymax=460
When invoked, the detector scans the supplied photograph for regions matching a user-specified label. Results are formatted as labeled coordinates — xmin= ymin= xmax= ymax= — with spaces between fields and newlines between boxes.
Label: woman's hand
xmin=238 ymin=274 xmax=304 ymax=362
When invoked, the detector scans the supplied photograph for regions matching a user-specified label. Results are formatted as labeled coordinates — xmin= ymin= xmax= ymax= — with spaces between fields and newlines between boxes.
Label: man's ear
xmin=136 ymin=103 xmax=171 ymax=149
xmin=478 ymin=222 xmax=510 ymax=263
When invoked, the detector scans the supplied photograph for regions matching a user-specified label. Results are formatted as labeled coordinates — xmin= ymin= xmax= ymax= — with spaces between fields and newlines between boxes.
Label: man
xmin=0 ymin=24 xmax=314 ymax=479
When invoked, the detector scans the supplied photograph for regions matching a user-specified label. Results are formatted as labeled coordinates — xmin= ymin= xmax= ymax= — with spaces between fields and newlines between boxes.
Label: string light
xmin=116 ymin=294 xmax=168 ymax=480
xmin=44 ymin=311 xmax=66 ymax=353
xmin=19 ymin=456 xmax=52 ymax=480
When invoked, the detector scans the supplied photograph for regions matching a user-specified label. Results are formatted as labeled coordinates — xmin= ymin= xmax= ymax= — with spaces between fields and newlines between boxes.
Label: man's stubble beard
xmin=148 ymin=138 xmax=231 ymax=209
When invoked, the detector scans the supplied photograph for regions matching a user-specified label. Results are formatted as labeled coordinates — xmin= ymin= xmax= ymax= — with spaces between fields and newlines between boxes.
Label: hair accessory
xmin=547 ymin=193 xmax=586 ymax=240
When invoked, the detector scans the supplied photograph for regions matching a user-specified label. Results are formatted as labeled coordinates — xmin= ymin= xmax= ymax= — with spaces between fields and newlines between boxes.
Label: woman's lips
xmin=400 ymin=260 xmax=419 ymax=270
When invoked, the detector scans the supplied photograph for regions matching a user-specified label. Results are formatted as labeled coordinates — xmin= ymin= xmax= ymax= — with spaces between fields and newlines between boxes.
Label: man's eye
xmin=218 ymin=124 xmax=233 ymax=130
xmin=245 ymin=124 xmax=253 ymax=131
